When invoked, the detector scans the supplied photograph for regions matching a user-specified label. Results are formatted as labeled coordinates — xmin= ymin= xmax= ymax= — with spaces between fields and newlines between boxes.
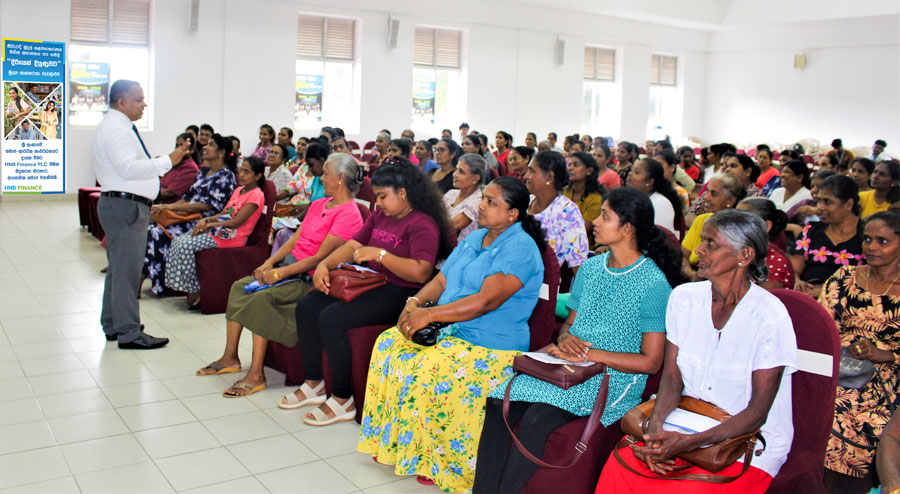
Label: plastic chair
xmin=194 ymin=180 xmax=276 ymax=314
xmin=362 ymin=140 xmax=376 ymax=153
xmin=765 ymin=289 xmax=840 ymax=494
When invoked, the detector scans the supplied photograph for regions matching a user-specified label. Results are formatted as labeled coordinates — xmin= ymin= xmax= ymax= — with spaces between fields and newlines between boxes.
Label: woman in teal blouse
xmin=473 ymin=186 xmax=684 ymax=494
xmin=357 ymin=177 xmax=545 ymax=492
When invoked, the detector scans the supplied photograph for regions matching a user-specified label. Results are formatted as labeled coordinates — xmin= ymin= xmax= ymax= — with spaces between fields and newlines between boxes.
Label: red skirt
xmin=596 ymin=440 xmax=773 ymax=494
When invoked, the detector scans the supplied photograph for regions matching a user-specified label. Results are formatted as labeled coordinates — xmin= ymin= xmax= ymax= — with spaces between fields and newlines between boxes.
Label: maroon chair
xmin=87 ymin=192 xmax=105 ymax=240
xmin=559 ymin=262 xmax=574 ymax=293
xmin=362 ymin=140 xmax=376 ymax=154
xmin=802 ymin=155 xmax=814 ymax=165
xmin=489 ymin=167 xmax=500 ymax=181
xmin=356 ymin=177 xmax=376 ymax=211
xmin=766 ymin=289 xmax=840 ymax=494
xmin=348 ymin=140 xmax=361 ymax=157
xmin=288 ymin=164 xmax=299 ymax=175
xmin=78 ymin=186 xmax=101 ymax=228
xmin=194 ymin=180 xmax=276 ymax=314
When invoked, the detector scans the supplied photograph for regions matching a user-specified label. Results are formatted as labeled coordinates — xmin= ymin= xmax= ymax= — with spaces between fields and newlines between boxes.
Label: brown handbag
xmin=501 ymin=351 xmax=610 ymax=469
xmin=274 ymin=203 xmax=294 ymax=217
xmin=150 ymin=209 xmax=202 ymax=230
xmin=328 ymin=267 xmax=388 ymax=302
xmin=614 ymin=396 xmax=765 ymax=483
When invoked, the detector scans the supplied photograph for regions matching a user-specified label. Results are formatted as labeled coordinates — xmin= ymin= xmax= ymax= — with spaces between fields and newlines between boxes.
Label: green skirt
xmin=226 ymin=275 xmax=312 ymax=346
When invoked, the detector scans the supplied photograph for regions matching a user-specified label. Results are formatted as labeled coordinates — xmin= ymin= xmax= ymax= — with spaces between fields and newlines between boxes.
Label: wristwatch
xmin=377 ymin=249 xmax=387 ymax=263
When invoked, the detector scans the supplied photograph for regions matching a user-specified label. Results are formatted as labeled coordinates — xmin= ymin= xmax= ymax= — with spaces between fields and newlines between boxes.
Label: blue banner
xmin=2 ymin=39 xmax=66 ymax=195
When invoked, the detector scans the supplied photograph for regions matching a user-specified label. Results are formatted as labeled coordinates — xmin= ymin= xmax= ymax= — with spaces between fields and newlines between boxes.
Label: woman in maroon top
xmin=283 ymin=158 xmax=455 ymax=425
xmin=158 ymin=133 xmax=200 ymax=203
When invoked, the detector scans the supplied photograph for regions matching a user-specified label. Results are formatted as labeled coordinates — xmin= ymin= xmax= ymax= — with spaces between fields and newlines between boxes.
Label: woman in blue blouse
xmin=358 ymin=177 xmax=545 ymax=492
xmin=472 ymin=187 xmax=684 ymax=494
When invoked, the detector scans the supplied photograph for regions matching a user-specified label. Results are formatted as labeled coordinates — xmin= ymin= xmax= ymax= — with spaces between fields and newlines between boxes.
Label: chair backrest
xmin=368 ymin=162 xmax=379 ymax=177
xmin=767 ymin=289 xmax=840 ymax=494
xmin=363 ymin=140 xmax=376 ymax=152
xmin=489 ymin=167 xmax=499 ymax=181
xmin=348 ymin=140 xmax=360 ymax=150
xmin=289 ymin=164 xmax=299 ymax=175
xmin=246 ymin=180 xmax=277 ymax=248
xmin=355 ymin=201 xmax=371 ymax=222
xmin=529 ymin=244 xmax=561 ymax=351
xmin=356 ymin=177 xmax=376 ymax=210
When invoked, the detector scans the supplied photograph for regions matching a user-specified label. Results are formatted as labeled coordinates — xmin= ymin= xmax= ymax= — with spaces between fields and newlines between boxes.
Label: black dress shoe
xmin=104 ymin=324 xmax=145 ymax=342
xmin=118 ymin=333 xmax=169 ymax=350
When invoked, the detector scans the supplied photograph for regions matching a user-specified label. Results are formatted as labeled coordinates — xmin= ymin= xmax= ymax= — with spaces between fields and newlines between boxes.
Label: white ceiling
xmin=511 ymin=0 xmax=900 ymax=30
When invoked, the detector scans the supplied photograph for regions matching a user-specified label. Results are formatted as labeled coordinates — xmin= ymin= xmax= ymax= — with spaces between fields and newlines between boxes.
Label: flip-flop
xmin=278 ymin=381 xmax=326 ymax=409
xmin=223 ymin=382 xmax=266 ymax=398
xmin=196 ymin=362 xmax=241 ymax=376
xmin=302 ymin=396 xmax=355 ymax=426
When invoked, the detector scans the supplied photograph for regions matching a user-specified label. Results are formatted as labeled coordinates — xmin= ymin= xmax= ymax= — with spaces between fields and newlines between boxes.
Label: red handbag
xmin=328 ymin=266 xmax=388 ymax=302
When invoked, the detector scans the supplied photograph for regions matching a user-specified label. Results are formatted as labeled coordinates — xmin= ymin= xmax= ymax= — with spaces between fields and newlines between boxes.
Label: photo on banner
xmin=295 ymin=73 xmax=323 ymax=126
xmin=1 ymin=38 xmax=66 ymax=195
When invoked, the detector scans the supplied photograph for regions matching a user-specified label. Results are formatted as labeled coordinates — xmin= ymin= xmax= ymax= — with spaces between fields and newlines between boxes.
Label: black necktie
xmin=132 ymin=124 xmax=151 ymax=159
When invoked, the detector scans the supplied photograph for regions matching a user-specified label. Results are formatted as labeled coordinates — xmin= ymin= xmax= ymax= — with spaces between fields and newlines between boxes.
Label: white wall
xmin=1 ymin=0 xmax=712 ymax=193
xmin=703 ymin=15 xmax=900 ymax=151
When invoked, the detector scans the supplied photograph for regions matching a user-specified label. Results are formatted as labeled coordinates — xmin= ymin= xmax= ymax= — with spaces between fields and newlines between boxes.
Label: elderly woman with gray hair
xmin=196 ymin=153 xmax=366 ymax=398
xmin=443 ymin=153 xmax=487 ymax=241
xmin=598 ymin=209 xmax=799 ymax=492
xmin=366 ymin=131 xmax=391 ymax=166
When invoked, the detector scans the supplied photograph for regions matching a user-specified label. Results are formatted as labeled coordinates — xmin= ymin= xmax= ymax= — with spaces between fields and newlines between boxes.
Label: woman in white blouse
xmin=768 ymin=160 xmax=812 ymax=212
xmin=598 ymin=209 xmax=798 ymax=492
xmin=442 ymin=153 xmax=485 ymax=241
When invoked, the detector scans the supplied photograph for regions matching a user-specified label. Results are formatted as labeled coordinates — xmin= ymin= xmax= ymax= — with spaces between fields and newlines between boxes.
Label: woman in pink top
xmin=593 ymin=143 xmax=621 ymax=190
xmin=196 ymin=154 xmax=367 ymax=398
xmin=164 ymin=157 xmax=267 ymax=309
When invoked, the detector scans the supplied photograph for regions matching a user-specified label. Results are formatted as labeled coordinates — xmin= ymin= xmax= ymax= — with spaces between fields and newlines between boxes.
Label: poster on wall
xmin=295 ymin=74 xmax=323 ymax=123
xmin=69 ymin=61 xmax=109 ymax=113
xmin=412 ymin=77 xmax=435 ymax=124
xmin=2 ymin=38 xmax=66 ymax=195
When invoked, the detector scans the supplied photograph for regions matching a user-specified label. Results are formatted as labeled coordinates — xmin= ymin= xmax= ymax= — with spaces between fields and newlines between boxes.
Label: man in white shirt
xmin=94 ymin=80 xmax=189 ymax=349
xmin=872 ymin=139 xmax=893 ymax=162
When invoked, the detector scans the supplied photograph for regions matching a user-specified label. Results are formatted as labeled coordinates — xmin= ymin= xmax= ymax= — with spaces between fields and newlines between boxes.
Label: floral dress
xmin=142 ymin=167 xmax=235 ymax=295
xmin=791 ymin=221 xmax=865 ymax=284
xmin=820 ymin=266 xmax=900 ymax=477
xmin=533 ymin=194 xmax=589 ymax=269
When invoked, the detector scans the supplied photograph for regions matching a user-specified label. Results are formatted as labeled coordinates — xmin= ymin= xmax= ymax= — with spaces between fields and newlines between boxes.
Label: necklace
xmin=604 ymin=255 xmax=646 ymax=276
xmin=865 ymin=265 xmax=900 ymax=297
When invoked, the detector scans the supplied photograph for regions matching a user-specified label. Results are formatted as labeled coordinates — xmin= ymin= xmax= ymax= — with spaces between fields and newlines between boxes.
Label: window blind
xmin=583 ymin=47 xmax=614 ymax=81
xmin=71 ymin=0 xmax=150 ymax=45
xmin=414 ymin=27 xmax=461 ymax=69
xmin=650 ymin=54 xmax=677 ymax=86
xmin=297 ymin=15 xmax=355 ymax=60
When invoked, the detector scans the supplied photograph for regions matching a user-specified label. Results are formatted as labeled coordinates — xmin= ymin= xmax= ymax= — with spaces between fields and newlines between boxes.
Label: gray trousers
xmin=98 ymin=195 xmax=149 ymax=343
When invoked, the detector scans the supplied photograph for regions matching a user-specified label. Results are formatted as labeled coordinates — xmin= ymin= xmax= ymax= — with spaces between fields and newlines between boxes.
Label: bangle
xmin=272 ymin=269 xmax=280 ymax=281
xmin=407 ymin=296 xmax=421 ymax=305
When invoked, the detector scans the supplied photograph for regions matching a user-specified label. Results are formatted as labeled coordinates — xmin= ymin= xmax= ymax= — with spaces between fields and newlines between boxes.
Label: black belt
xmin=101 ymin=191 xmax=153 ymax=207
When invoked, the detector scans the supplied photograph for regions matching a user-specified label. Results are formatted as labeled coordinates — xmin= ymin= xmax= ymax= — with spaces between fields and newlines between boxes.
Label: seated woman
xmin=164 ymin=157 xmax=267 ymax=309
xmin=143 ymin=134 xmax=236 ymax=296
xmin=769 ymin=159 xmax=812 ymax=212
xmin=597 ymin=209 xmax=798 ymax=493
xmin=157 ymin=133 xmax=200 ymax=204
xmin=443 ymin=154 xmax=485 ymax=241
xmin=477 ymin=133 xmax=500 ymax=172
xmin=677 ymin=145 xmax=701 ymax=181
xmin=737 ymin=197 xmax=794 ymax=290
xmin=755 ymin=146 xmax=781 ymax=196
xmin=264 ymin=143 xmax=294 ymax=201
xmin=785 ymin=169 xmax=837 ymax=236
xmin=495 ymin=131 xmax=513 ymax=171
xmin=414 ymin=140 xmax=439 ymax=173
xmin=366 ymin=132 xmax=391 ymax=166
xmin=473 ymin=187 xmax=682 ymax=494
xmin=250 ymin=124 xmax=275 ymax=159
xmin=790 ymin=175 xmax=864 ymax=299
xmin=859 ymin=160 xmax=900 ymax=219
xmin=330 ymin=137 xmax=360 ymax=163
xmin=593 ymin=143 xmax=621 ymax=190
xmin=687 ymin=153 xmax=762 ymax=220
xmin=281 ymin=159 xmax=453 ymax=420
xmin=277 ymin=127 xmax=297 ymax=161
xmin=430 ymin=138 xmax=461 ymax=194
xmin=654 ymin=150 xmax=690 ymax=214
xmin=195 ymin=155 xmax=365 ymax=396
xmin=506 ymin=146 xmax=534 ymax=182
xmin=270 ymin=140 xmax=330 ymax=248
xmin=527 ymin=151 xmax=589 ymax=274
xmin=849 ymin=157 xmax=874 ymax=193
xmin=681 ymin=174 xmax=746 ymax=279
xmin=614 ymin=142 xmax=636 ymax=185
xmin=563 ymin=151 xmax=605 ymax=248
xmin=821 ymin=211 xmax=900 ymax=494
xmin=358 ymin=177 xmax=545 ymax=492
xmin=389 ymin=138 xmax=412 ymax=161
xmin=626 ymin=157 xmax=684 ymax=236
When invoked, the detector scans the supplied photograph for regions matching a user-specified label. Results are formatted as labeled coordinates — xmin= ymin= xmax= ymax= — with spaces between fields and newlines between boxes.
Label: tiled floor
xmin=0 ymin=199 xmax=437 ymax=493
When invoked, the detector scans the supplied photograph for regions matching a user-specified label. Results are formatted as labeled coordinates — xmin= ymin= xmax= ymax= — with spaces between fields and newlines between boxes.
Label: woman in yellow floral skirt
xmin=358 ymin=177 xmax=546 ymax=492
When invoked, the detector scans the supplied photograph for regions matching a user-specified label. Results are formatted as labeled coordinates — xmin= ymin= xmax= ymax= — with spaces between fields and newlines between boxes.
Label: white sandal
xmin=302 ymin=396 xmax=355 ymax=426
xmin=278 ymin=381 xmax=326 ymax=410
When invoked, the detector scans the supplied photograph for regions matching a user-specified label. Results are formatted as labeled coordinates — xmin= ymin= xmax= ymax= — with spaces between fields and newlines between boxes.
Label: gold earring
xmin=545 ymin=181 xmax=550 ymax=185
xmin=338 ymin=180 xmax=342 ymax=185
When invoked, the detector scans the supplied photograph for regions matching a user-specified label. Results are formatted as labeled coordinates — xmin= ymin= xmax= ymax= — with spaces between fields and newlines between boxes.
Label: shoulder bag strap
xmin=612 ymin=436 xmax=756 ymax=483
xmin=502 ymin=372 xmax=611 ymax=469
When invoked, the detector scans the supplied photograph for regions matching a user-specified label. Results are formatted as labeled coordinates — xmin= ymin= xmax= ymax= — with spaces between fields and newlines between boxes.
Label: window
xmin=69 ymin=0 xmax=152 ymax=128
xmin=295 ymin=15 xmax=357 ymax=132
xmin=412 ymin=27 xmax=463 ymax=132
xmin=582 ymin=46 xmax=620 ymax=137
xmin=647 ymin=54 xmax=683 ymax=141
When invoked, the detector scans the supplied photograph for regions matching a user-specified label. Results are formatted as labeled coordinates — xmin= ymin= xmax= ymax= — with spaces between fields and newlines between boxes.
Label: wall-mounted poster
xmin=69 ymin=61 xmax=109 ymax=113
xmin=412 ymin=75 xmax=435 ymax=124
xmin=2 ymin=38 xmax=66 ymax=195
xmin=295 ymin=74 xmax=323 ymax=123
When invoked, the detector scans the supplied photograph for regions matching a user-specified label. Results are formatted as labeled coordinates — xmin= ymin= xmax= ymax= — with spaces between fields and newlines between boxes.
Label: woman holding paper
xmin=473 ymin=187 xmax=682 ymax=494
xmin=597 ymin=209 xmax=798 ymax=492
xmin=195 ymin=153 xmax=364 ymax=397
